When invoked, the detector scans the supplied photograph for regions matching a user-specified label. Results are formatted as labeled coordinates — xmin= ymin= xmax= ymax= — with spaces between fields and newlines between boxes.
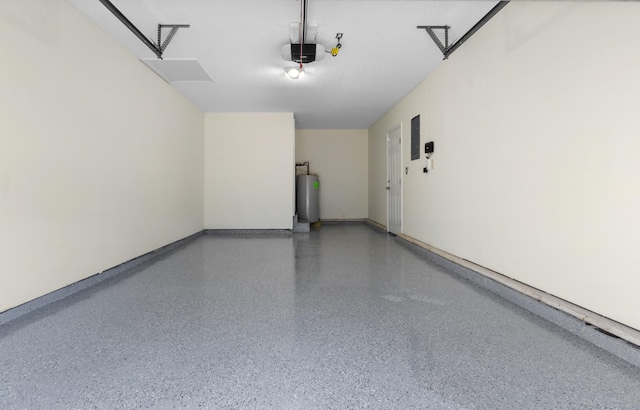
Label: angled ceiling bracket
xmin=157 ymin=24 xmax=191 ymax=58
xmin=417 ymin=1 xmax=510 ymax=60
xmin=417 ymin=25 xmax=451 ymax=59
xmin=98 ymin=0 xmax=189 ymax=59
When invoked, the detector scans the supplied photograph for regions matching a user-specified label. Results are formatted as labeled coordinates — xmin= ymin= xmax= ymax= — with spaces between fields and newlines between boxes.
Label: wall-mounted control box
xmin=425 ymin=141 xmax=434 ymax=154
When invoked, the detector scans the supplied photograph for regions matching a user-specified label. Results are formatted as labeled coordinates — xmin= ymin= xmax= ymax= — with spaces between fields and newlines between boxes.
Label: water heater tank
xmin=296 ymin=174 xmax=319 ymax=223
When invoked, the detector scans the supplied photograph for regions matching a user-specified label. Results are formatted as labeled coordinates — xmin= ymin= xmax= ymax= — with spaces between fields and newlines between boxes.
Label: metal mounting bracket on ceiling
xmin=156 ymin=25 xmax=190 ymax=59
xmin=417 ymin=25 xmax=451 ymax=59
xmin=98 ymin=0 xmax=189 ymax=59
xmin=417 ymin=1 xmax=509 ymax=60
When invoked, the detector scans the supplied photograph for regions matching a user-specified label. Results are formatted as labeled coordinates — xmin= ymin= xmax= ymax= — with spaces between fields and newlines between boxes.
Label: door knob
xmin=386 ymin=186 xmax=390 ymax=190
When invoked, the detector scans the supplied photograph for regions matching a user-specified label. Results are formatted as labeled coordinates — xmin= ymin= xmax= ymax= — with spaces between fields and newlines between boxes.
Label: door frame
xmin=386 ymin=123 xmax=403 ymax=235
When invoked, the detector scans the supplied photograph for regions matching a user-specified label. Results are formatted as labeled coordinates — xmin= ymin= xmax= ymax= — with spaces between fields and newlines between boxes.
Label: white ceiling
xmin=69 ymin=0 xmax=499 ymax=129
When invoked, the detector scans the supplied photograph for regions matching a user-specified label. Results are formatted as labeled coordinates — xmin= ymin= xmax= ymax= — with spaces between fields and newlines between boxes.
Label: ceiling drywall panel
xmin=69 ymin=0 xmax=499 ymax=128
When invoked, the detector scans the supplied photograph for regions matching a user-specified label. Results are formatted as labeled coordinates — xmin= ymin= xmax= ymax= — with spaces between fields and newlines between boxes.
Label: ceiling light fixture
xmin=280 ymin=0 xmax=342 ymax=79
xmin=285 ymin=65 xmax=305 ymax=80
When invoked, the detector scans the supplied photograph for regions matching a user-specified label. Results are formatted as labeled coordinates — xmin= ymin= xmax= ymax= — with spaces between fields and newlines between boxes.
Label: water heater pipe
xmin=295 ymin=162 xmax=310 ymax=175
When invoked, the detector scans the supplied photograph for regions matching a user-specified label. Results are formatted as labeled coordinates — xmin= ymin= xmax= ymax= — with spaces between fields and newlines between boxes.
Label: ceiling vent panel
xmin=141 ymin=58 xmax=213 ymax=83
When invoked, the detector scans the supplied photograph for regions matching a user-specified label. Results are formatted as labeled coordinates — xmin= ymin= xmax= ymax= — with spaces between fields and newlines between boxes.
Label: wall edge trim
xmin=365 ymin=219 xmax=387 ymax=232
xmin=395 ymin=233 xmax=640 ymax=366
xmin=0 ymin=230 xmax=204 ymax=326
xmin=320 ymin=219 xmax=367 ymax=225
xmin=204 ymin=229 xmax=292 ymax=235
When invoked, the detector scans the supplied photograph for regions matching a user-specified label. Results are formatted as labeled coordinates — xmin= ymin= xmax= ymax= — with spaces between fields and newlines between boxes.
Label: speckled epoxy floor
xmin=1 ymin=225 xmax=639 ymax=409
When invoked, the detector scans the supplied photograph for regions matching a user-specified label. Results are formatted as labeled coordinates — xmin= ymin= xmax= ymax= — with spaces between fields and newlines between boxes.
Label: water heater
xmin=296 ymin=174 xmax=319 ymax=223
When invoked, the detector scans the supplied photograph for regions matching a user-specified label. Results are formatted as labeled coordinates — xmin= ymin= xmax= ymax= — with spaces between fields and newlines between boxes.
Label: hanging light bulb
xmin=285 ymin=64 xmax=304 ymax=80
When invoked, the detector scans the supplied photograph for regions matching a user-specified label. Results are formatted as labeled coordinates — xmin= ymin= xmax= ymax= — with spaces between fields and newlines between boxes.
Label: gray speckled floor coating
xmin=1 ymin=225 xmax=639 ymax=409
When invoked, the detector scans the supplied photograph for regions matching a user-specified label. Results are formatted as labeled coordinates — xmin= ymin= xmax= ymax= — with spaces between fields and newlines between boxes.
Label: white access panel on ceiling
xmin=141 ymin=58 xmax=213 ymax=83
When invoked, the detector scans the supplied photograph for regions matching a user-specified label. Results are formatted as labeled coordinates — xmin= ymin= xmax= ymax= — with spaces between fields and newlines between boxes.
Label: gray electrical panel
xmin=411 ymin=115 xmax=420 ymax=160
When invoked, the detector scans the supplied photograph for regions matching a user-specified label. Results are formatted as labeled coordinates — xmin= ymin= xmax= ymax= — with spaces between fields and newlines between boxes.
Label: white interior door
xmin=387 ymin=125 xmax=402 ymax=235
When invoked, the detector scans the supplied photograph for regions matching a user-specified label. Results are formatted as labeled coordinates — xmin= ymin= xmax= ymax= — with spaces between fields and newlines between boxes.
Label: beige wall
xmin=0 ymin=0 xmax=205 ymax=313
xmin=368 ymin=83 xmax=427 ymax=228
xmin=204 ymin=113 xmax=295 ymax=229
xmin=369 ymin=2 xmax=640 ymax=330
xmin=296 ymin=129 xmax=368 ymax=220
